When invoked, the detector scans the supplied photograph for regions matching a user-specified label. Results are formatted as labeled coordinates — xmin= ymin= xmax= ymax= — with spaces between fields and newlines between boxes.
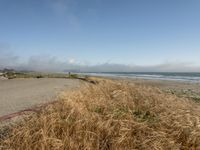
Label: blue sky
xmin=0 ymin=0 xmax=200 ymax=71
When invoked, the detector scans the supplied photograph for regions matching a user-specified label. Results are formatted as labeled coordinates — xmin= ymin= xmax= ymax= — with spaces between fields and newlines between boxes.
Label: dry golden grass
xmin=1 ymin=79 xmax=200 ymax=150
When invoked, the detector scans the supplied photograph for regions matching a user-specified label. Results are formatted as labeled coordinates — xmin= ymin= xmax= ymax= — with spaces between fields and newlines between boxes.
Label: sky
xmin=0 ymin=0 xmax=200 ymax=72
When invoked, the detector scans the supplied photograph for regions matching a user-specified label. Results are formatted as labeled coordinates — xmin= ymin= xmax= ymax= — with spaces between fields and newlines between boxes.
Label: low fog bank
xmin=0 ymin=53 xmax=200 ymax=73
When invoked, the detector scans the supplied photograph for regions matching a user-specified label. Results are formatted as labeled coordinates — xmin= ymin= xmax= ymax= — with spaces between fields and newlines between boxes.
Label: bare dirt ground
xmin=0 ymin=78 xmax=80 ymax=116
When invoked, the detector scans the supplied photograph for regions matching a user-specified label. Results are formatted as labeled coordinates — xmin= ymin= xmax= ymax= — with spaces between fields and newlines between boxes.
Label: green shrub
xmin=69 ymin=74 xmax=78 ymax=78
xmin=36 ymin=75 xmax=44 ymax=78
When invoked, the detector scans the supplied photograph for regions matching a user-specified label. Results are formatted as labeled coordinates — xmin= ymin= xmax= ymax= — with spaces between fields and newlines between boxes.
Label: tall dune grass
xmin=1 ymin=79 xmax=200 ymax=149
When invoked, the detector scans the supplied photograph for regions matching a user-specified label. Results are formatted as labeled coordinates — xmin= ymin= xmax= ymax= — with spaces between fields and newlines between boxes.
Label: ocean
xmin=80 ymin=72 xmax=200 ymax=83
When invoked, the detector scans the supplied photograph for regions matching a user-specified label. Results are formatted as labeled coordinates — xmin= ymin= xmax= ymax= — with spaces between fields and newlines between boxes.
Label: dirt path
xmin=0 ymin=78 xmax=80 ymax=116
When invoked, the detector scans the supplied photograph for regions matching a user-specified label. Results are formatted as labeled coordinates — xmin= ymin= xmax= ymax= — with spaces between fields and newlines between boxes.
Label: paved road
xmin=0 ymin=78 xmax=80 ymax=116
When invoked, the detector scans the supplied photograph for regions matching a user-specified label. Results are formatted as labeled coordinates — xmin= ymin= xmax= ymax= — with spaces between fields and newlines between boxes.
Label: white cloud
xmin=68 ymin=58 xmax=75 ymax=64
xmin=0 ymin=46 xmax=200 ymax=72
xmin=0 ymin=44 xmax=20 ymax=69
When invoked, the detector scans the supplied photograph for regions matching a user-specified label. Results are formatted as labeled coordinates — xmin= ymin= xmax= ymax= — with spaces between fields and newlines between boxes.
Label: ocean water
xmin=80 ymin=72 xmax=200 ymax=83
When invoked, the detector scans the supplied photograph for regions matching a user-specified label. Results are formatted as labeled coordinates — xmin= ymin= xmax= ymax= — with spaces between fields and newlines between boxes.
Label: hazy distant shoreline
xmin=79 ymin=72 xmax=200 ymax=83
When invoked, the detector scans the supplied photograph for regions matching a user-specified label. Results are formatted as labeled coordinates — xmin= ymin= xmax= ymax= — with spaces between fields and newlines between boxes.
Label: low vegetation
xmin=165 ymin=88 xmax=200 ymax=103
xmin=1 ymin=71 xmax=80 ymax=80
xmin=68 ymin=73 xmax=79 ymax=79
xmin=1 ymin=79 xmax=200 ymax=149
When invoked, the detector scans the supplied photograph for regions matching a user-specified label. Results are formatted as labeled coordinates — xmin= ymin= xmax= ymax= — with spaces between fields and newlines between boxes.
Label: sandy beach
xmin=125 ymin=78 xmax=200 ymax=102
xmin=0 ymin=78 xmax=200 ymax=116
xmin=1 ymin=77 xmax=200 ymax=118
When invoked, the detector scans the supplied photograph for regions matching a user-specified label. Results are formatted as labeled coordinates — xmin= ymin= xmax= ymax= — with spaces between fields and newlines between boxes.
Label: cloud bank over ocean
xmin=0 ymin=50 xmax=200 ymax=72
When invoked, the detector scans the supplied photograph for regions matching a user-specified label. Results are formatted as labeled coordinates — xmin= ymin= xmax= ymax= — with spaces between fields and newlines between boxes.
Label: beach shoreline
xmin=110 ymin=77 xmax=200 ymax=103
xmin=0 ymin=76 xmax=199 ymax=119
